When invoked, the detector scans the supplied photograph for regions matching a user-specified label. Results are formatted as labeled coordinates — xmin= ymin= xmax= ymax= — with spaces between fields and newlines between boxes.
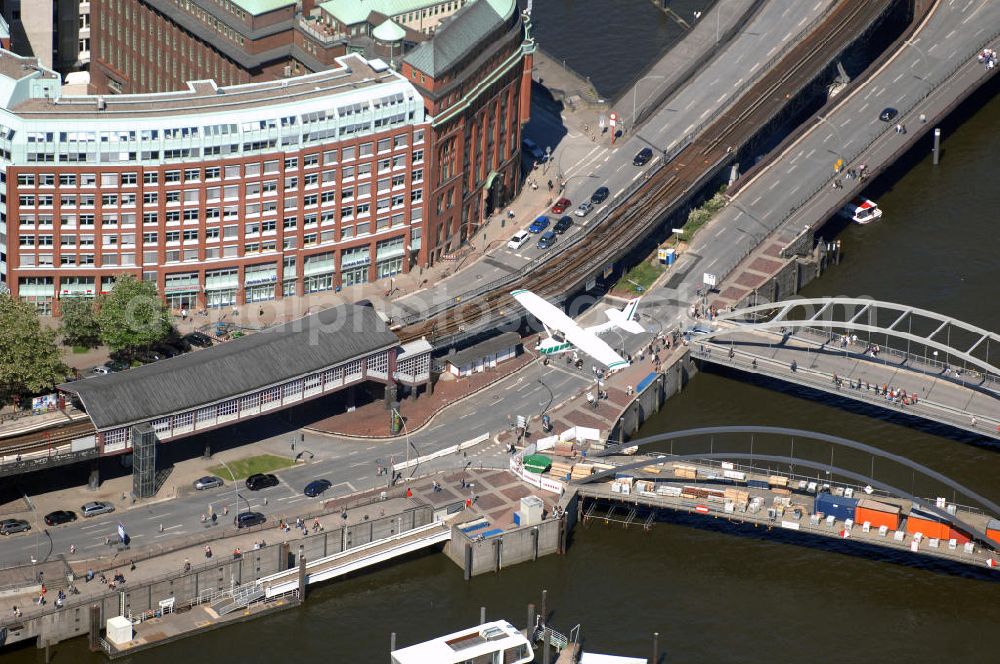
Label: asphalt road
xmin=391 ymin=0 xmax=837 ymax=316
xmin=687 ymin=0 xmax=1000 ymax=274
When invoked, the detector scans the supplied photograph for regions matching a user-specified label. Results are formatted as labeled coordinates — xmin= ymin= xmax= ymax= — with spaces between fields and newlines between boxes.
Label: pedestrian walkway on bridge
xmin=695 ymin=329 xmax=1000 ymax=439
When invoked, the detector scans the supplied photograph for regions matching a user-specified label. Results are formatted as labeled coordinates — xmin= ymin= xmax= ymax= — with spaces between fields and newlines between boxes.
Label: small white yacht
xmin=838 ymin=197 xmax=883 ymax=224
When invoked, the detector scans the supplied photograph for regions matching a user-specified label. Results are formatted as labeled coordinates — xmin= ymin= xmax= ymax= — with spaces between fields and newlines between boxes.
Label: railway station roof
xmin=59 ymin=305 xmax=399 ymax=431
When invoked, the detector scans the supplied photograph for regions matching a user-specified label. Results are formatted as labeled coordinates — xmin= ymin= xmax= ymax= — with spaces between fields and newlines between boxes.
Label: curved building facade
xmin=0 ymin=50 xmax=429 ymax=313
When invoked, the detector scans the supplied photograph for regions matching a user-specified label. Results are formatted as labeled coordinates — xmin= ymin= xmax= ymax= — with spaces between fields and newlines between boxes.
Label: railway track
xmin=0 ymin=420 xmax=96 ymax=457
xmin=399 ymin=0 xmax=890 ymax=345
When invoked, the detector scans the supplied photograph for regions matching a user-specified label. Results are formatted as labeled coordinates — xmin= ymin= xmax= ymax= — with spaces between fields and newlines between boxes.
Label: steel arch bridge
xmin=696 ymin=297 xmax=1000 ymax=379
xmin=581 ymin=426 xmax=1000 ymax=548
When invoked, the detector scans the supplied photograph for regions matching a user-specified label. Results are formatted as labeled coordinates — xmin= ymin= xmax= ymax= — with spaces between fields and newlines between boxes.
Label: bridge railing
xmin=693 ymin=345 xmax=998 ymax=434
xmin=791 ymin=327 xmax=1000 ymax=390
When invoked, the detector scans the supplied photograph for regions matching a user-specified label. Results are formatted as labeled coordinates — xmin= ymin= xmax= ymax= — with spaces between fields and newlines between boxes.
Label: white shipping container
xmin=724 ymin=501 xmax=735 ymax=513
xmin=657 ymin=485 xmax=682 ymax=497
xmin=780 ymin=520 xmax=800 ymax=531
xmin=723 ymin=469 xmax=746 ymax=481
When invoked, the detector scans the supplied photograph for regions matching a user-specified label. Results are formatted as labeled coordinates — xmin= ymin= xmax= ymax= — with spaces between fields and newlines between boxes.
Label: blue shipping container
xmin=747 ymin=479 xmax=769 ymax=489
xmin=814 ymin=493 xmax=858 ymax=521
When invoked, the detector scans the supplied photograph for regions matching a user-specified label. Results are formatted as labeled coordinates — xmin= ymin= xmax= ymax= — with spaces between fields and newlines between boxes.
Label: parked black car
xmin=235 ymin=512 xmax=266 ymax=528
xmin=245 ymin=473 xmax=279 ymax=491
xmin=44 ymin=510 xmax=77 ymax=526
xmin=184 ymin=332 xmax=214 ymax=348
xmin=304 ymin=479 xmax=332 ymax=497
xmin=553 ymin=216 xmax=574 ymax=234
xmin=590 ymin=186 xmax=610 ymax=204
xmin=633 ymin=147 xmax=653 ymax=166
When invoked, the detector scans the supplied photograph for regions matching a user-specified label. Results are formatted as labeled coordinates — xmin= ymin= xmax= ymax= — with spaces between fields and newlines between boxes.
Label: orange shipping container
xmin=906 ymin=516 xmax=950 ymax=540
xmin=855 ymin=499 xmax=900 ymax=531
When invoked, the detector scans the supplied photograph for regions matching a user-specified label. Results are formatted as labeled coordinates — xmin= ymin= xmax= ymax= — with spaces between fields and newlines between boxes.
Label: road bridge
xmin=686 ymin=297 xmax=1000 ymax=439
xmin=704 ymin=0 xmax=1000 ymax=311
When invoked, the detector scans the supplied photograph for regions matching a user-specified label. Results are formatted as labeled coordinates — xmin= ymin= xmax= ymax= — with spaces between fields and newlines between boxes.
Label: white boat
xmin=838 ymin=197 xmax=883 ymax=224
xmin=391 ymin=620 xmax=534 ymax=664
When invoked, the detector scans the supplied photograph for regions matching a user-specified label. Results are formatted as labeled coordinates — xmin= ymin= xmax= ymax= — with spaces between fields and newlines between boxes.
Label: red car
xmin=551 ymin=197 xmax=571 ymax=214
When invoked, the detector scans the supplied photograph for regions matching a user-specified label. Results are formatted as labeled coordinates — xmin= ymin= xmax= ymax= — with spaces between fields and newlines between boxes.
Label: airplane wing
xmin=563 ymin=326 xmax=629 ymax=370
xmin=513 ymin=290 xmax=628 ymax=370
xmin=511 ymin=290 xmax=577 ymax=331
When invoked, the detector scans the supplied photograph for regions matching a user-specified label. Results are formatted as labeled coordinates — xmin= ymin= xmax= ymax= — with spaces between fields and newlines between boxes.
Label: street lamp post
xmin=391 ymin=407 xmax=413 ymax=481
xmin=632 ymin=75 xmax=666 ymax=128
xmin=215 ymin=458 xmax=249 ymax=520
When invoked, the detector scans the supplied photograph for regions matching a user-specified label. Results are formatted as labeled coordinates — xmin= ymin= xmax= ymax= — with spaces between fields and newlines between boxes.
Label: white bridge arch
xmin=697 ymin=297 xmax=1000 ymax=379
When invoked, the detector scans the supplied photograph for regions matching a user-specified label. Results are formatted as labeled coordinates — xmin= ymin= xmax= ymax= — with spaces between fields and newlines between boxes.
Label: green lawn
xmin=209 ymin=454 xmax=294 ymax=481
xmin=72 ymin=346 xmax=90 ymax=354
xmin=613 ymin=260 xmax=664 ymax=295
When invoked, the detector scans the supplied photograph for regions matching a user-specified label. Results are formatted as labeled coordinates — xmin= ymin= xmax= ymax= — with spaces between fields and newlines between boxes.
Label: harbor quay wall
xmin=7 ymin=506 xmax=433 ymax=649
xmin=445 ymin=517 xmax=562 ymax=578
xmin=610 ymin=350 xmax=697 ymax=445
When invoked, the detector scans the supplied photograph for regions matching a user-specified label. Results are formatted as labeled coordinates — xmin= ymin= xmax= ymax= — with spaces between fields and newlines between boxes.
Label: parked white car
xmin=507 ymin=230 xmax=531 ymax=250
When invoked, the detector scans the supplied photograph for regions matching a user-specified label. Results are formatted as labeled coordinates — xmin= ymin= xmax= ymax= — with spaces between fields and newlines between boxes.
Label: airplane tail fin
xmin=604 ymin=297 xmax=645 ymax=334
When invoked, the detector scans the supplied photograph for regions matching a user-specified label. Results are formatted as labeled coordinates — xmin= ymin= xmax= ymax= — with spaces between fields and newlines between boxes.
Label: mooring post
xmin=480 ymin=606 xmax=486 ymax=625
xmin=390 ymin=632 xmax=396 ymax=661
xmin=653 ymin=631 xmax=660 ymax=663
xmin=932 ymin=127 xmax=941 ymax=165
xmin=541 ymin=589 xmax=547 ymax=625
xmin=527 ymin=603 xmax=536 ymax=634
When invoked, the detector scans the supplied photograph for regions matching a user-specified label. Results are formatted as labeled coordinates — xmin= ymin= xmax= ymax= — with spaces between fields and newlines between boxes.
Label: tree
xmin=0 ymin=294 xmax=68 ymax=405
xmin=60 ymin=297 xmax=101 ymax=348
xmin=96 ymin=274 xmax=171 ymax=353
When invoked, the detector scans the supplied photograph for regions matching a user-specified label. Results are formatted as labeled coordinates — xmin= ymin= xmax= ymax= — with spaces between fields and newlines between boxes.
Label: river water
xmin=10 ymin=7 xmax=1000 ymax=664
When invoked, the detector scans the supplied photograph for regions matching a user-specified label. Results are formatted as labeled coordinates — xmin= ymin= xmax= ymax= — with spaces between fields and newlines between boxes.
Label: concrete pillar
xmin=203 ymin=444 xmax=212 ymax=459
xmin=88 ymin=465 xmax=100 ymax=490
xmin=542 ymin=629 xmax=551 ymax=664
xmin=278 ymin=542 xmax=291 ymax=571
xmin=463 ymin=543 xmax=473 ymax=581
xmin=390 ymin=632 xmax=396 ymax=659
xmin=493 ymin=539 xmax=501 ymax=573
xmin=297 ymin=554 xmax=307 ymax=602
xmin=527 ymin=603 xmax=536 ymax=633
xmin=653 ymin=632 xmax=659 ymax=663
xmin=480 ymin=606 xmax=486 ymax=625
xmin=384 ymin=382 xmax=398 ymax=409
xmin=88 ymin=604 xmax=101 ymax=651
xmin=541 ymin=589 xmax=547 ymax=626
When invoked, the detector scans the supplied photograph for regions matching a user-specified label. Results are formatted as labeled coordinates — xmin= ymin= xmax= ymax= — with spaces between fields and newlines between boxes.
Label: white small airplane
xmin=511 ymin=289 xmax=645 ymax=371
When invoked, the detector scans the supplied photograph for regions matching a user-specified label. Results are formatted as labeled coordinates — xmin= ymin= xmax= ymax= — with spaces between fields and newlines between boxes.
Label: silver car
xmin=574 ymin=200 xmax=593 ymax=217
xmin=0 ymin=519 xmax=30 ymax=535
xmin=81 ymin=501 xmax=115 ymax=518
xmin=193 ymin=475 xmax=225 ymax=490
